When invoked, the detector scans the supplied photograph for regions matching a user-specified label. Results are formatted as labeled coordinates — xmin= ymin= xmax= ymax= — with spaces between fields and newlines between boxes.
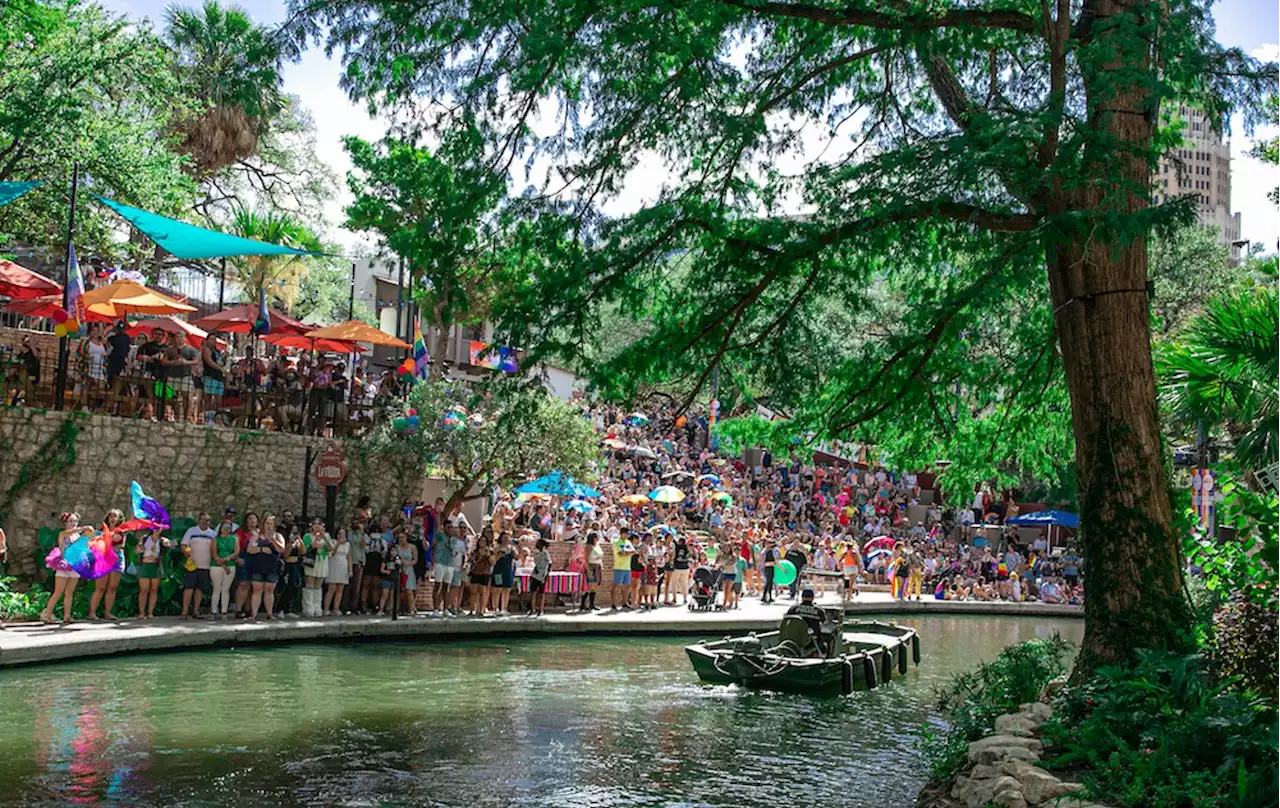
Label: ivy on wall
xmin=0 ymin=412 xmax=84 ymax=527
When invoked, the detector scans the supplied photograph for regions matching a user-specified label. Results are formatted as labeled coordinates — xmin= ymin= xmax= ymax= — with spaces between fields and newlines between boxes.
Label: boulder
xmin=993 ymin=785 xmax=1029 ymax=808
xmin=1007 ymin=764 xmax=1078 ymax=805
xmin=968 ymin=744 xmax=1041 ymax=766
xmin=1019 ymin=702 xmax=1054 ymax=723
xmin=953 ymin=774 xmax=1021 ymax=808
xmin=994 ymin=712 xmax=1041 ymax=737
xmin=969 ymin=734 xmax=1044 ymax=753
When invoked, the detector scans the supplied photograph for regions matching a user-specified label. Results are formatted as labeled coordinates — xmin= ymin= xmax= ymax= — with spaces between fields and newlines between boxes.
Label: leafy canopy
xmin=370 ymin=377 xmax=599 ymax=515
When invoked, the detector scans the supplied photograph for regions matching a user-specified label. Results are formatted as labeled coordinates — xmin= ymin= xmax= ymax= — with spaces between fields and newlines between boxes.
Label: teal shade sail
xmin=0 ymin=181 xmax=42 ymax=207
xmin=95 ymin=195 xmax=321 ymax=260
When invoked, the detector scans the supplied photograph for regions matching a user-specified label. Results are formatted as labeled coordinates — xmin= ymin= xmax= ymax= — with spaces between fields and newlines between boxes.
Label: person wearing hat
xmin=785 ymin=587 xmax=825 ymax=634
xmin=103 ymin=320 xmax=132 ymax=415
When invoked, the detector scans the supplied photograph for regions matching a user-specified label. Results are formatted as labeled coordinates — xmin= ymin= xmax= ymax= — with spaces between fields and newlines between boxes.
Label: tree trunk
xmin=1049 ymin=0 xmax=1194 ymax=675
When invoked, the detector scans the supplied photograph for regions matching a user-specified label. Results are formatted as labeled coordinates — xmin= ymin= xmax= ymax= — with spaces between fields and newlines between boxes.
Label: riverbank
xmin=0 ymin=592 xmax=1079 ymax=669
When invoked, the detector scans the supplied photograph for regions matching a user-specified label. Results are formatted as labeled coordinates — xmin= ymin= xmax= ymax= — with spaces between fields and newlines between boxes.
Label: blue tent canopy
xmin=0 ymin=181 xmax=41 ymax=207
xmin=96 ymin=195 xmax=323 ymax=260
xmin=515 ymin=472 xmax=599 ymax=498
xmin=1007 ymin=510 xmax=1079 ymax=529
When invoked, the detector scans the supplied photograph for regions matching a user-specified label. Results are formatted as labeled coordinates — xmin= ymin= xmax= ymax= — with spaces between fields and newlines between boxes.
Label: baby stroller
xmin=689 ymin=567 xmax=723 ymax=611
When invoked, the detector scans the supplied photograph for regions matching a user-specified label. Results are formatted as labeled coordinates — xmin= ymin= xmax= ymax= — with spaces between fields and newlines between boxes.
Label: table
xmin=516 ymin=571 xmax=583 ymax=594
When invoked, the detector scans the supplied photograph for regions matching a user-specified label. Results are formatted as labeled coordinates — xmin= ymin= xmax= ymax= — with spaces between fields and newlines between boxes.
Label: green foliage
xmin=1158 ymin=286 xmax=1279 ymax=470
xmin=1210 ymin=598 xmax=1279 ymax=704
xmin=1148 ymin=223 xmax=1240 ymax=338
xmin=226 ymin=207 xmax=325 ymax=310
xmin=1184 ymin=473 xmax=1279 ymax=610
xmin=1044 ymin=650 xmax=1278 ymax=808
xmin=920 ymin=636 xmax=1073 ymax=781
xmin=368 ymin=377 xmax=599 ymax=515
xmin=293 ymin=262 xmax=376 ymax=326
xmin=0 ymin=0 xmax=196 ymax=255
xmin=343 ymin=128 xmax=507 ymax=364
xmin=0 ymin=576 xmax=42 ymax=620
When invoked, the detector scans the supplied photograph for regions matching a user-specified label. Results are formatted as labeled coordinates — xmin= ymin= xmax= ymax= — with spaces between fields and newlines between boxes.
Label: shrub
xmin=1210 ymin=597 xmax=1279 ymax=704
xmin=919 ymin=635 xmax=1074 ymax=781
xmin=1043 ymin=649 xmax=1278 ymax=808
xmin=0 ymin=576 xmax=43 ymax=620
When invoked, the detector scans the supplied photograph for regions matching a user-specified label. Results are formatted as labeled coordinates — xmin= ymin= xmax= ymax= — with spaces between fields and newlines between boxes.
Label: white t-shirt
xmin=972 ymin=492 xmax=984 ymax=510
xmin=181 ymin=525 xmax=217 ymax=569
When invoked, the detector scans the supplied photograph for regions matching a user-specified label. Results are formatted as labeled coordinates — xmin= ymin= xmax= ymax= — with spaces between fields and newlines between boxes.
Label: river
xmin=0 ymin=615 xmax=1081 ymax=807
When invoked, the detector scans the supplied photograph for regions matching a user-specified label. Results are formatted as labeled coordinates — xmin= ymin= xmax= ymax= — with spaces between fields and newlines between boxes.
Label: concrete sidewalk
xmin=0 ymin=591 xmax=1080 ymax=669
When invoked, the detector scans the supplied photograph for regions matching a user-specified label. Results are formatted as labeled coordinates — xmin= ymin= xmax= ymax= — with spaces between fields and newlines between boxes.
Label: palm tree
xmin=228 ymin=208 xmax=322 ymax=311
xmin=165 ymin=1 xmax=285 ymax=176
xmin=1158 ymin=284 xmax=1279 ymax=472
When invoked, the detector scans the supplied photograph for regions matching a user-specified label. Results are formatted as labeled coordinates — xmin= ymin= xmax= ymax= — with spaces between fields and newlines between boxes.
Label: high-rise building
xmin=1152 ymin=105 xmax=1242 ymax=258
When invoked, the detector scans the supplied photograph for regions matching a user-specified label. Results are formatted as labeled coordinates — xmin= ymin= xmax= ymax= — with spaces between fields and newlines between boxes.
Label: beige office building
xmin=1152 ymin=105 xmax=1242 ymax=257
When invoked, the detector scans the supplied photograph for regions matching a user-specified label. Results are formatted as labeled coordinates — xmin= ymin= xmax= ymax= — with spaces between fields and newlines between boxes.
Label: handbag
xmin=303 ymin=548 xmax=317 ymax=570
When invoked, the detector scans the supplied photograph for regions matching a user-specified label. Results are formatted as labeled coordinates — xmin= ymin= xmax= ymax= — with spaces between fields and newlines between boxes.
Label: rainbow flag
xmin=412 ymin=318 xmax=429 ymax=379
xmin=66 ymin=244 xmax=85 ymax=332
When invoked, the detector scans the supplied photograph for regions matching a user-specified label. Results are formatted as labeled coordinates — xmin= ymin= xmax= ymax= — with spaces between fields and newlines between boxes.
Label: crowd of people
xmin=28 ymin=401 xmax=1083 ymax=625
xmin=5 ymin=322 xmax=405 ymax=433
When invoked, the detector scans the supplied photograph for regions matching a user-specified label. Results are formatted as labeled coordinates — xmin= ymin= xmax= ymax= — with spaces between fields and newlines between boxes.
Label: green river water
xmin=0 ymin=615 xmax=1082 ymax=808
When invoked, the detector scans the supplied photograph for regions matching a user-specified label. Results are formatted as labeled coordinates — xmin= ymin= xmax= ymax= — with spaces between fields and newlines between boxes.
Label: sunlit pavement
xmin=0 ymin=590 xmax=1078 ymax=669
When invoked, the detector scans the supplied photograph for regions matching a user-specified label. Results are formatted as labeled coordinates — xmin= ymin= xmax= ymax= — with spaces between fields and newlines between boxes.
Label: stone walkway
xmin=0 ymin=591 xmax=1080 ymax=669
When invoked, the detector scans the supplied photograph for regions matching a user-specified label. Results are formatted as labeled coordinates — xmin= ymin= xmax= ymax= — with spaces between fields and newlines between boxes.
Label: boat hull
xmin=685 ymin=621 xmax=920 ymax=696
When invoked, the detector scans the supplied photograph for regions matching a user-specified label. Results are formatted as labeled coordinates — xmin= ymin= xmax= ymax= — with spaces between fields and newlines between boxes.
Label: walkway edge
xmin=0 ymin=601 xmax=1081 ymax=670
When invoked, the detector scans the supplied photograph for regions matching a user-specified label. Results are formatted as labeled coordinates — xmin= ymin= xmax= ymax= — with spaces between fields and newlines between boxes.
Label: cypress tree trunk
xmin=1049 ymin=0 xmax=1194 ymax=674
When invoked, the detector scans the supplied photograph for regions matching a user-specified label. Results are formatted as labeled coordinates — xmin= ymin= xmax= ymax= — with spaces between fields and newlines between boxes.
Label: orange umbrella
xmin=0 ymin=259 xmax=61 ymax=300
xmin=80 ymin=280 xmax=197 ymax=318
xmin=265 ymin=333 xmax=368 ymax=353
xmin=126 ymin=316 xmax=208 ymax=348
xmin=304 ymin=320 xmax=411 ymax=349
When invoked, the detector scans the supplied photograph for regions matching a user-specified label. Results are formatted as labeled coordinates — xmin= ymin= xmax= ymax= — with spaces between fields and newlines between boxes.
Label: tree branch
xmin=718 ymin=0 xmax=1038 ymax=32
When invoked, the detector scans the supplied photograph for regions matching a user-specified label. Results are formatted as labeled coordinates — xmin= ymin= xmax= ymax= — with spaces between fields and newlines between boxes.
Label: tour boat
xmin=685 ymin=615 xmax=920 ymax=696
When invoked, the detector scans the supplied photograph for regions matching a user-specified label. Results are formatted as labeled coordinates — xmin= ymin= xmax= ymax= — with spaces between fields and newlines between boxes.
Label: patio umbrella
xmin=515 ymin=471 xmax=582 ymax=497
xmin=80 ymin=280 xmax=197 ymax=318
xmin=696 ymin=473 xmax=721 ymax=486
xmin=126 ymin=316 xmax=208 ymax=348
xmin=620 ymin=494 xmax=650 ymax=506
xmin=264 ymin=333 xmax=368 ymax=354
xmin=563 ymin=500 xmax=594 ymax=513
xmin=0 ymin=260 xmax=61 ymax=300
xmin=3 ymin=294 xmax=65 ymax=319
xmin=709 ymin=491 xmax=733 ymax=506
xmin=572 ymin=482 xmax=602 ymax=498
xmin=648 ymin=485 xmax=685 ymax=503
xmin=304 ymin=320 xmax=411 ymax=349
xmin=191 ymin=303 xmax=309 ymax=335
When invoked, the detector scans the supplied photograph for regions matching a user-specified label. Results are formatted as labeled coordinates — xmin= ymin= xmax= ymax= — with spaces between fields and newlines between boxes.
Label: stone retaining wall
xmin=0 ymin=407 xmax=419 ymax=577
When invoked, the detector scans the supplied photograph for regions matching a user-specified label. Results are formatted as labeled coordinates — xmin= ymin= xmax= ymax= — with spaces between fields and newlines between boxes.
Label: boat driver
xmin=785 ymin=587 xmax=825 ymax=630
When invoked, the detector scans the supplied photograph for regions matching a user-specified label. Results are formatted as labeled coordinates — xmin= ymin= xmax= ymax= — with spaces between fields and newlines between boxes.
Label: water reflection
xmin=0 ymin=615 xmax=1082 ymax=807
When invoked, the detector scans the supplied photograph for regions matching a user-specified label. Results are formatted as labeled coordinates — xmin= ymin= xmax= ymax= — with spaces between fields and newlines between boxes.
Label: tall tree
xmin=0 ymin=0 xmax=194 ymax=255
xmin=291 ymin=0 xmax=1275 ymax=670
xmin=227 ymin=208 xmax=323 ymax=309
xmin=165 ymin=0 xmax=287 ymax=177
xmin=343 ymin=128 xmax=507 ymax=376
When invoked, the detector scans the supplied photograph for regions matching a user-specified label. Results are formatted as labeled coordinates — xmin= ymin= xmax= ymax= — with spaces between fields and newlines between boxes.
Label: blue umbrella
xmin=563 ymin=500 xmax=594 ymax=513
xmin=515 ymin=471 xmax=579 ymax=496
xmin=573 ymin=482 xmax=602 ymax=498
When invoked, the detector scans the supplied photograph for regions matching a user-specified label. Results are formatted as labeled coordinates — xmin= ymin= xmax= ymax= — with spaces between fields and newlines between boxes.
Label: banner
xmin=468 ymin=340 xmax=518 ymax=372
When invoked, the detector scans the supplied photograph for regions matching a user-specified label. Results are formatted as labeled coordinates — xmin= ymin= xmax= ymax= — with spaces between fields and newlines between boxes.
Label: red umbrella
xmin=264 ymin=334 xmax=367 ymax=353
xmin=3 ymin=294 xmax=66 ymax=319
xmin=0 ymin=259 xmax=61 ymax=300
xmin=126 ymin=316 xmax=209 ymax=348
xmin=191 ymin=303 xmax=307 ymax=335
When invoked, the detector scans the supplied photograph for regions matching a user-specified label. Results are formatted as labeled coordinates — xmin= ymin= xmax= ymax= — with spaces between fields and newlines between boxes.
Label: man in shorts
xmin=611 ymin=527 xmax=635 ymax=610
xmin=431 ymin=525 xmax=456 ymax=615
xmin=180 ymin=512 xmax=216 ymax=618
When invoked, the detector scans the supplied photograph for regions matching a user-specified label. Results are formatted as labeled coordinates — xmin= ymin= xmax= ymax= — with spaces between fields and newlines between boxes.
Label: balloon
xmin=153 ymin=381 xmax=175 ymax=400
xmin=392 ymin=417 xmax=408 ymax=431
xmin=65 ymin=318 xmax=79 ymax=332
xmin=51 ymin=309 xmax=69 ymax=324
xmin=406 ymin=408 xmax=416 ymax=417
xmin=53 ymin=324 xmax=67 ymax=337
xmin=774 ymin=559 xmax=798 ymax=587
xmin=675 ymin=416 xmax=687 ymax=429
xmin=406 ymin=415 xmax=420 ymax=429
